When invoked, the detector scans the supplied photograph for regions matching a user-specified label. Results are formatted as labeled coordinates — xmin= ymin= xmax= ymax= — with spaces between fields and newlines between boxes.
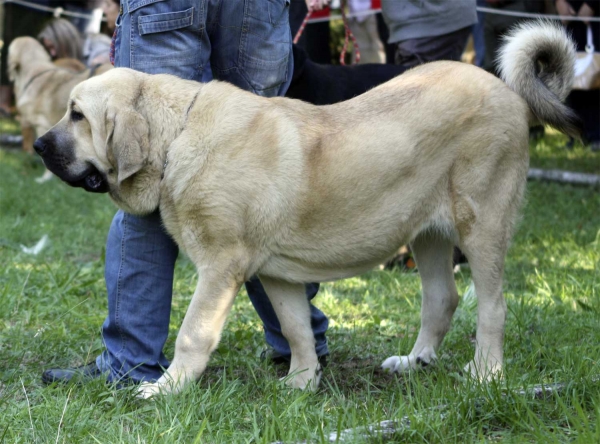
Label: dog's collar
xmin=88 ymin=63 xmax=103 ymax=79
xmin=161 ymin=87 xmax=202 ymax=181
xmin=19 ymin=68 xmax=56 ymax=96
xmin=160 ymin=156 xmax=169 ymax=180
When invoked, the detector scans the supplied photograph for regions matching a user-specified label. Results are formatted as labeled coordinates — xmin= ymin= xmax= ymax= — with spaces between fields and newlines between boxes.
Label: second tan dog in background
xmin=8 ymin=37 xmax=112 ymax=182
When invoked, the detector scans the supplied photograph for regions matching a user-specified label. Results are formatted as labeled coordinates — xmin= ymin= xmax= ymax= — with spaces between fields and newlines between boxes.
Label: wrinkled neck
xmin=137 ymin=79 xmax=204 ymax=180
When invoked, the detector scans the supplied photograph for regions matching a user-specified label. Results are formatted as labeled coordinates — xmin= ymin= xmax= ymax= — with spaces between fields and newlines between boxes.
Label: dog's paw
xmin=381 ymin=355 xmax=414 ymax=373
xmin=136 ymin=382 xmax=162 ymax=399
xmin=35 ymin=170 xmax=53 ymax=184
xmin=280 ymin=366 xmax=322 ymax=392
xmin=463 ymin=360 xmax=503 ymax=381
xmin=382 ymin=350 xmax=436 ymax=373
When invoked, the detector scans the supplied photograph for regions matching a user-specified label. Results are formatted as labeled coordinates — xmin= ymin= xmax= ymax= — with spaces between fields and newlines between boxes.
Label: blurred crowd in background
xmin=0 ymin=0 xmax=598 ymax=149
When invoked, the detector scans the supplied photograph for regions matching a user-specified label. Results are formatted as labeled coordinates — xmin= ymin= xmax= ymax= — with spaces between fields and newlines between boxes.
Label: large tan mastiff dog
xmin=34 ymin=23 xmax=581 ymax=397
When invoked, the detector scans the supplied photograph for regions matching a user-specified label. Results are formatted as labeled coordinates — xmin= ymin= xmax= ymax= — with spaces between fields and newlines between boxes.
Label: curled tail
xmin=497 ymin=21 xmax=583 ymax=139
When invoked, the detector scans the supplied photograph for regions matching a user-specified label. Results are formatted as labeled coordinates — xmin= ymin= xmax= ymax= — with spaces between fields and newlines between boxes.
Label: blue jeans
xmin=97 ymin=0 xmax=328 ymax=383
xmin=473 ymin=0 xmax=486 ymax=68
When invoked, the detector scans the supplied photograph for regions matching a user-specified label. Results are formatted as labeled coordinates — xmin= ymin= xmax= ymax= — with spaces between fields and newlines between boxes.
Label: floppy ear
xmin=107 ymin=108 xmax=150 ymax=185
xmin=7 ymin=57 xmax=19 ymax=82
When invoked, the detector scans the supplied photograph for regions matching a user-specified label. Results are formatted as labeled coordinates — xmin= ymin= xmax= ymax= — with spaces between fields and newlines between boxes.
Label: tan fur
xmin=38 ymin=60 xmax=538 ymax=396
xmin=53 ymin=58 xmax=86 ymax=72
xmin=8 ymin=37 xmax=112 ymax=154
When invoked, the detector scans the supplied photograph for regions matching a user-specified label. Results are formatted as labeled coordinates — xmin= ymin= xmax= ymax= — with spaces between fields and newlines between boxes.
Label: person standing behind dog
xmin=380 ymin=0 xmax=478 ymax=69
xmin=556 ymin=0 xmax=600 ymax=150
xmin=42 ymin=0 xmax=329 ymax=386
xmin=482 ymin=0 xmax=546 ymax=75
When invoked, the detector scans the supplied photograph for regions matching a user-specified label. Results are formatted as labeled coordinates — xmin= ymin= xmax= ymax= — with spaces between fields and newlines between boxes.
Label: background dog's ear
xmin=108 ymin=108 xmax=150 ymax=185
xmin=7 ymin=59 xmax=19 ymax=82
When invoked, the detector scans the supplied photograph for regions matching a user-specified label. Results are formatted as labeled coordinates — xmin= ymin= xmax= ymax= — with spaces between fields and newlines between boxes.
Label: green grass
xmin=0 ymin=132 xmax=599 ymax=443
xmin=529 ymin=130 xmax=600 ymax=174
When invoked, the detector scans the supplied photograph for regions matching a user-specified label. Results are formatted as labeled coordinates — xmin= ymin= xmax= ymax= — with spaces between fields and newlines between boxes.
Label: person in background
xmin=61 ymin=0 xmax=102 ymax=34
xmin=483 ymin=0 xmax=546 ymax=75
xmin=102 ymin=0 xmax=120 ymax=33
xmin=290 ymin=0 xmax=332 ymax=64
xmin=380 ymin=0 xmax=478 ymax=69
xmin=38 ymin=18 xmax=111 ymax=67
xmin=348 ymin=0 xmax=386 ymax=64
xmin=473 ymin=0 xmax=487 ymax=67
xmin=482 ymin=1 xmax=552 ymax=140
xmin=556 ymin=0 xmax=600 ymax=151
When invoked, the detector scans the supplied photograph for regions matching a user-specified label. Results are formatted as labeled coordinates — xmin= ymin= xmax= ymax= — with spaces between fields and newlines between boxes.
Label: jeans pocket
xmin=240 ymin=13 xmax=291 ymax=94
xmin=247 ymin=0 xmax=290 ymax=26
xmin=138 ymin=7 xmax=194 ymax=35
xmin=268 ymin=0 xmax=291 ymax=26
xmin=129 ymin=0 xmax=204 ymax=77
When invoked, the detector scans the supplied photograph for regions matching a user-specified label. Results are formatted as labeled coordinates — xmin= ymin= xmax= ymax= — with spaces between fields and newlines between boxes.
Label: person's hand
xmin=556 ymin=0 xmax=576 ymax=24
xmin=578 ymin=2 xmax=596 ymax=25
xmin=305 ymin=0 xmax=330 ymax=11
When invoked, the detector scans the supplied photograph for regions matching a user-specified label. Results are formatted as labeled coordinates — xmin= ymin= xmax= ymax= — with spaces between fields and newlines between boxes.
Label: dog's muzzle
xmin=68 ymin=164 xmax=109 ymax=193
xmin=33 ymin=137 xmax=48 ymax=155
xmin=34 ymin=134 xmax=109 ymax=194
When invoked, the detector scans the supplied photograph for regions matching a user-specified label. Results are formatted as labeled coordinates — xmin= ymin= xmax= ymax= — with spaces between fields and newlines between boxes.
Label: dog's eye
xmin=71 ymin=110 xmax=85 ymax=122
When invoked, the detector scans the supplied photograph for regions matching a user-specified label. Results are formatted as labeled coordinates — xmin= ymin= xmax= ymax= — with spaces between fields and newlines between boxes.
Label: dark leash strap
xmin=88 ymin=63 xmax=103 ymax=78
xmin=19 ymin=62 xmax=104 ymax=100
xmin=292 ymin=0 xmax=360 ymax=65
xmin=19 ymin=68 xmax=56 ymax=96
xmin=161 ymin=87 xmax=203 ymax=180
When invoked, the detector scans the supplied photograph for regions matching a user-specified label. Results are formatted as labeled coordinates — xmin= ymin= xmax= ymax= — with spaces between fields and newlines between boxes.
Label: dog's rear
xmin=498 ymin=21 xmax=582 ymax=138
xmin=382 ymin=22 xmax=581 ymax=379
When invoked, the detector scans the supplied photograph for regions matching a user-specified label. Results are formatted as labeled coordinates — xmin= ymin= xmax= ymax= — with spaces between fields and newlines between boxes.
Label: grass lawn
xmin=0 ymin=126 xmax=599 ymax=443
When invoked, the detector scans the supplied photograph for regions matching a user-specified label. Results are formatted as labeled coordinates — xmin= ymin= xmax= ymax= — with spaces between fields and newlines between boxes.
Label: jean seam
xmin=195 ymin=1 xmax=205 ymax=77
xmin=130 ymin=7 xmax=135 ymax=70
xmin=114 ymin=212 xmax=128 ymax=359
xmin=238 ymin=0 xmax=249 ymax=81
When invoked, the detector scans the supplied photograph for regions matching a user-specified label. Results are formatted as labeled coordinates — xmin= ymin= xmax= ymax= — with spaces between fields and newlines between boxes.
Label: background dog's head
xmin=33 ymin=68 xmax=161 ymax=215
xmin=8 ymin=37 xmax=53 ymax=84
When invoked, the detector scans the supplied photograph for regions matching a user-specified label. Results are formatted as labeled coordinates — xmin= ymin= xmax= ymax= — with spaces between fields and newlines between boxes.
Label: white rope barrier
xmin=307 ymin=8 xmax=382 ymax=24
xmin=306 ymin=5 xmax=600 ymax=24
xmin=0 ymin=0 xmax=104 ymax=21
xmin=0 ymin=1 xmax=598 ymax=24
xmin=476 ymin=6 xmax=600 ymax=22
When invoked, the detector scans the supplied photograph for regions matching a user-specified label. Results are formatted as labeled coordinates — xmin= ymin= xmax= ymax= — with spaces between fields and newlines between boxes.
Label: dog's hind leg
xmin=259 ymin=276 xmax=321 ymax=391
xmin=458 ymin=159 xmax=527 ymax=380
xmin=382 ymin=232 xmax=458 ymax=373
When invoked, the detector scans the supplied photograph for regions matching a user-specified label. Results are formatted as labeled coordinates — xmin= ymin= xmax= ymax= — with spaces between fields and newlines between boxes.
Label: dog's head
xmin=8 ymin=37 xmax=53 ymax=83
xmin=33 ymin=68 xmax=161 ymax=215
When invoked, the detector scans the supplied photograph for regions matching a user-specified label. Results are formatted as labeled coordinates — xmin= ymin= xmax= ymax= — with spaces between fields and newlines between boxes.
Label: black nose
xmin=33 ymin=138 xmax=46 ymax=155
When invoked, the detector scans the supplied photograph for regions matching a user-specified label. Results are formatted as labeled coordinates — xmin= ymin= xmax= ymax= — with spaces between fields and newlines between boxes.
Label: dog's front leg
xmin=259 ymin=276 xmax=321 ymax=391
xmin=138 ymin=258 xmax=245 ymax=398
xmin=21 ymin=124 xmax=36 ymax=154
